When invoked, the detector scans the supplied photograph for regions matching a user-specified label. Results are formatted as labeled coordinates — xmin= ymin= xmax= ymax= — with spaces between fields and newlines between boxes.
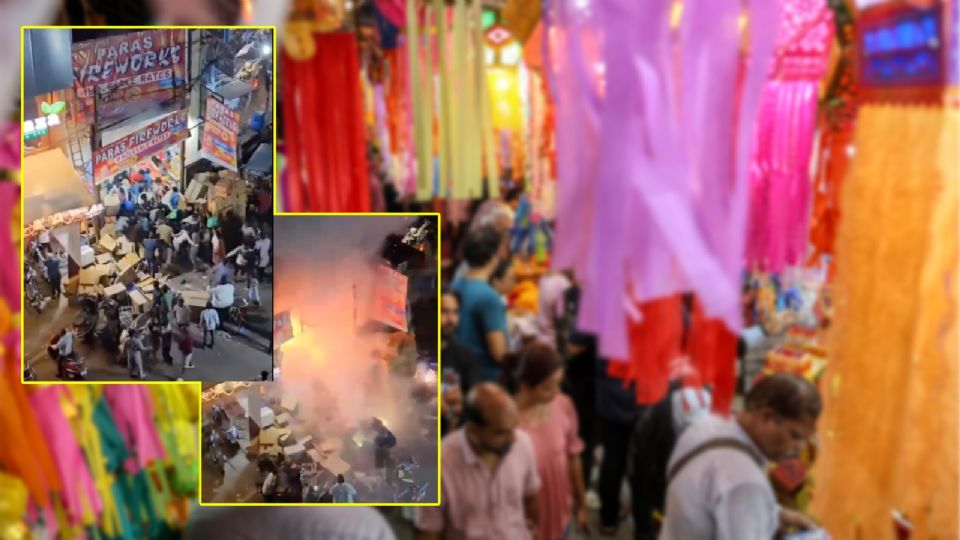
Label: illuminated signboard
xmin=23 ymin=114 xmax=61 ymax=140
xmin=858 ymin=2 xmax=945 ymax=101
xmin=275 ymin=310 xmax=294 ymax=346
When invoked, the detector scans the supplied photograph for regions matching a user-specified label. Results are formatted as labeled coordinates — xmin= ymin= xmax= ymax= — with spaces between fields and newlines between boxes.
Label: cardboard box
xmin=78 ymin=267 xmax=99 ymax=286
xmin=98 ymin=234 xmax=117 ymax=252
xmin=96 ymin=253 xmax=113 ymax=265
xmin=181 ymin=290 xmax=211 ymax=309
xmin=80 ymin=245 xmax=95 ymax=267
xmin=117 ymin=237 xmax=134 ymax=255
xmin=78 ymin=284 xmax=103 ymax=296
xmin=103 ymin=193 xmax=121 ymax=216
xmin=184 ymin=180 xmax=202 ymax=201
xmin=129 ymin=290 xmax=149 ymax=313
xmin=139 ymin=277 xmax=157 ymax=291
xmin=65 ymin=275 xmax=79 ymax=295
xmin=104 ymin=283 xmax=127 ymax=298
xmin=117 ymin=252 xmax=140 ymax=275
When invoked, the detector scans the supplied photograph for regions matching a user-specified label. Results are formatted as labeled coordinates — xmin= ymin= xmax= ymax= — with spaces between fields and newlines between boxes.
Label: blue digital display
xmin=863 ymin=14 xmax=939 ymax=55
xmin=859 ymin=4 xmax=945 ymax=88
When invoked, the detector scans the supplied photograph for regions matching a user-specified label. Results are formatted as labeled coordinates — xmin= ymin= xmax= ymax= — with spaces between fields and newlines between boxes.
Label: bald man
xmin=416 ymin=383 xmax=540 ymax=540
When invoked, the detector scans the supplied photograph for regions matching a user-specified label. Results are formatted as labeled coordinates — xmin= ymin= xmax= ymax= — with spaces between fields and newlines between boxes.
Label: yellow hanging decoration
xmin=475 ymin=5 xmax=499 ymax=199
xmin=283 ymin=0 xmax=345 ymax=61
xmin=464 ymin=0 xmax=483 ymax=199
xmin=0 ymin=472 xmax=31 ymax=540
xmin=432 ymin=0 xmax=453 ymax=201
xmin=66 ymin=385 xmax=123 ymax=538
xmin=409 ymin=0 xmax=433 ymax=200
xmin=452 ymin=0 xmax=470 ymax=199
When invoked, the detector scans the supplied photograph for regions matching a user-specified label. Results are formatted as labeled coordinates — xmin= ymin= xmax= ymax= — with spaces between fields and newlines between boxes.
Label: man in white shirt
xmin=660 ymin=374 xmax=821 ymax=540
xmin=210 ymin=280 xmax=235 ymax=310
xmin=255 ymin=232 xmax=271 ymax=280
xmin=173 ymin=229 xmax=197 ymax=265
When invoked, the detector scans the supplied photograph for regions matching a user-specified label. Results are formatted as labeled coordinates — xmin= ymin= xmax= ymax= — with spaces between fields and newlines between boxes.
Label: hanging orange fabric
xmin=0 ymin=353 xmax=61 ymax=508
xmin=282 ymin=32 xmax=371 ymax=212
xmin=810 ymin=104 xmax=958 ymax=539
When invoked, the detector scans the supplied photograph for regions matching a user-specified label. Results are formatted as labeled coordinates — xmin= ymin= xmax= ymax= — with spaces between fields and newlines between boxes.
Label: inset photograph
xmin=22 ymin=27 xmax=275 ymax=382
xmin=201 ymin=213 xmax=439 ymax=505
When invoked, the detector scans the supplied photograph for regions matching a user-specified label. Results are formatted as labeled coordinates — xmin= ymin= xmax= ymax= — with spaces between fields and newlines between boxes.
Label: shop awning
xmin=246 ymin=143 xmax=272 ymax=173
xmin=22 ymin=149 xmax=95 ymax=224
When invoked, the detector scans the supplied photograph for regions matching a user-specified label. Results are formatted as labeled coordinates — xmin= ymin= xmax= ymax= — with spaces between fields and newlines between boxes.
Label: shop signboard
xmin=23 ymin=114 xmax=61 ymax=140
xmin=857 ymin=1 xmax=945 ymax=102
xmin=201 ymin=95 xmax=240 ymax=171
xmin=93 ymin=109 xmax=189 ymax=183
xmin=73 ymin=29 xmax=186 ymax=102
xmin=275 ymin=310 xmax=294 ymax=346
xmin=373 ymin=263 xmax=408 ymax=332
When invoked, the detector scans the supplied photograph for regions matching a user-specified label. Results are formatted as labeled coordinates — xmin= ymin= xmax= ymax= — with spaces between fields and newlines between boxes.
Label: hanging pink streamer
xmin=746 ymin=0 xmax=834 ymax=272
xmin=547 ymin=0 xmax=782 ymax=359
xmin=375 ymin=0 xmax=406 ymax=28
xmin=0 ymin=182 xmax=20 ymax=310
xmin=103 ymin=386 xmax=167 ymax=474
xmin=543 ymin=0 xmax=604 ymax=282
xmin=29 ymin=387 xmax=103 ymax=526
xmin=0 ymin=123 xmax=18 ymax=170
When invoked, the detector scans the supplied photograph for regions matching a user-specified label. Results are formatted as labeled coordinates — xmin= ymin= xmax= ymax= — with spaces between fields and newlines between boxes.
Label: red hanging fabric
xmin=282 ymin=33 xmax=371 ymax=212
xmin=384 ymin=48 xmax=409 ymax=156
xmin=807 ymin=126 xmax=853 ymax=274
xmin=608 ymin=295 xmax=684 ymax=405
xmin=687 ymin=298 xmax=739 ymax=415
xmin=606 ymin=294 xmax=737 ymax=413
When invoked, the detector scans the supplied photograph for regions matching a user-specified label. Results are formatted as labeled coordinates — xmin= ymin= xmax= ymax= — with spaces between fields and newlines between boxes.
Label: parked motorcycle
xmin=51 ymin=351 xmax=88 ymax=380
xmin=25 ymin=271 xmax=47 ymax=314
xmin=74 ymin=295 xmax=100 ymax=344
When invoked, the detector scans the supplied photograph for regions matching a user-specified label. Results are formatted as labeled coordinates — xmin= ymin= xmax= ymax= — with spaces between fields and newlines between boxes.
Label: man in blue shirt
xmin=451 ymin=225 xmax=509 ymax=383
xmin=119 ymin=198 xmax=135 ymax=217
xmin=43 ymin=253 xmax=62 ymax=299
xmin=170 ymin=187 xmax=181 ymax=210
xmin=143 ymin=231 xmax=159 ymax=276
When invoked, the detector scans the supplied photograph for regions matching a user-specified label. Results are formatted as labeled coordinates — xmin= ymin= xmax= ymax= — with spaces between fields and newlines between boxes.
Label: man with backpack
xmin=659 ymin=373 xmax=821 ymax=539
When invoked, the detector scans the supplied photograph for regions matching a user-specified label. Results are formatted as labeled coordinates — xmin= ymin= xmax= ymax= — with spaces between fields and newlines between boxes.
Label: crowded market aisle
xmin=22 ymin=27 xmax=276 ymax=382
xmin=274 ymin=0 xmax=957 ymax=539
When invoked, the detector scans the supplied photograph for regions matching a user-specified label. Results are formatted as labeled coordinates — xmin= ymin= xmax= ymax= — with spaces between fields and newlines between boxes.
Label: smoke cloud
xmin=273 ymin=215 xmax=427 ymax=449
